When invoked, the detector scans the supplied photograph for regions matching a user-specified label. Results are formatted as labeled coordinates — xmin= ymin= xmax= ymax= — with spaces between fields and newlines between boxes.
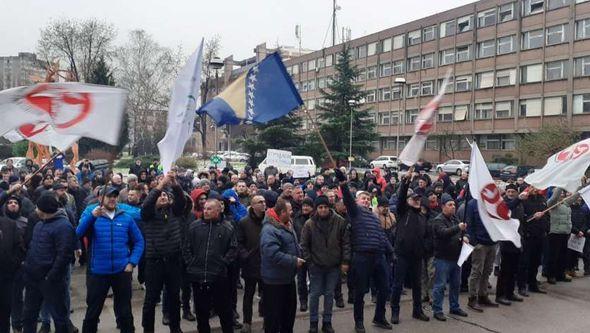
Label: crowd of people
xmin=0 ymin=156 xmax=589 ymax=333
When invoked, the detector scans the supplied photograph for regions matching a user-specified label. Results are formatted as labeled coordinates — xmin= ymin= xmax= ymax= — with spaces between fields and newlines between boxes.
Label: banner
xmin=266 ymin=149 xmax=291 ymax=168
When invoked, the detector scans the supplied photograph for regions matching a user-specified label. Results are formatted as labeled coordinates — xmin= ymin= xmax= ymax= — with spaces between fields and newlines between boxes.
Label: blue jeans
xmin=350 ymin=253 xmax=389 ymax=324
xmin=432 ymin=258 xmax=461 ymax=315
xmin=308 ymin=266 xmax=340 ymax=324
xmin=40 ymin=264 xmax=72 ymax=325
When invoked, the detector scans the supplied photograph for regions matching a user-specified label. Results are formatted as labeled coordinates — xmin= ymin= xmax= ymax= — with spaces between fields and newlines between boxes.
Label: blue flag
xmin=198 ymin=52 xmax=303 ymax=126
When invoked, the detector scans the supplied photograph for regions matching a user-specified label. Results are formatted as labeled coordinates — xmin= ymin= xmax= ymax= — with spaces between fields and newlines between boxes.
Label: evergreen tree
xmin=80 ymin=56 xmax=129 ymax=155
xmin=312 ymin=45 xmax=378 ymax=164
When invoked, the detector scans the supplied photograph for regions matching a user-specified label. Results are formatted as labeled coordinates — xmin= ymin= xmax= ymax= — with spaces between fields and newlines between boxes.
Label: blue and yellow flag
xmin=198 ymin=52 xmax=303 ymax=126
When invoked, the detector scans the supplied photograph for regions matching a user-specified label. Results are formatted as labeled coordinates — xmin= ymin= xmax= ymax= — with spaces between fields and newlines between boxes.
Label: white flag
xmin=158 ymin=39 xmax=204 ymax=173
xmin=398 ymin=70 xmax=452 ymax=166
xmin=0 ymin=83 xmax=127 ymax=145
xmin=578 ymin=184 xmax=590 ymax=207
xmin=4 ymin=126 xmax=79 ymax=151
xmin=469 ymin=142 xmax=521 ymax=248
xmin=525 ymin=138 xmax=590 ymax=193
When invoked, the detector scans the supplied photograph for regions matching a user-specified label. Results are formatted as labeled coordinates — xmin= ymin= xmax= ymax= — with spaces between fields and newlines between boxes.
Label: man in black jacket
xmin=237 ymin=195 xmax=266 ymax=332
xmin=391 ymin=176 xmax=431 ymax=324
xmin=293 ymin=197 xmax=314 ymax=311
xmin=183 ymin=198 xmax=237 ymax=333
xmin=0 ymin=215 xmax=25 ymax=333
xmin=431 ymin=195 xmax=469 ymax=321
xmin=141 ymin=172 xmax=185 ymax=333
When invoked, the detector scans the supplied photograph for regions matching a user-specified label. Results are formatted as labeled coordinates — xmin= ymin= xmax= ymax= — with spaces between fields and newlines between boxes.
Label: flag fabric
xmin=398 ymin=70 xmax=452 ymax=166
xmin=157 ymin=39 xmax=204 ymax=173
xmin=4 ymin=126 xmax=80 ymax=151
xmin=525 ymin=138 xmax=590 ymax=193
xmin=0 ymin=82 xmax=127 ymax=145
xmin=578 ymin=184 xmax=590 ymax=207
xmin=198 ymin=52 xmax=303 ymax=126
xmin=469 ymin=141 xmax=521 ymax=248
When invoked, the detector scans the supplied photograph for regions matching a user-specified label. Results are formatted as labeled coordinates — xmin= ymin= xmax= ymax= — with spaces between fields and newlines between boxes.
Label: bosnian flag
xmin=398 ymin=70 xmax=452 ymax=166
xmin=525 ymin=138 xmax=590 ymax=193
xmin=469 ymin=141 xmax=521 ymax=248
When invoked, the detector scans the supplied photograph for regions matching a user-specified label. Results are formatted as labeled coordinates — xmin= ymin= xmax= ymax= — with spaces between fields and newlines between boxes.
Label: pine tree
xmin=312 ymin=45 xmax=378 ymax=164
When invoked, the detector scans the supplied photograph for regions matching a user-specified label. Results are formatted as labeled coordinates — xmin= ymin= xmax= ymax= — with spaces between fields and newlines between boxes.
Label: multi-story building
xmin=0 ymin=52 xmax=46 ymax=90
xmin=283 ymin=0 xmax=590 ymax=163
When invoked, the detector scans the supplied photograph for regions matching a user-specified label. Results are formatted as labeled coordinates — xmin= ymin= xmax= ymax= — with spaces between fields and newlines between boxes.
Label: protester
xmin=546 ymin=187 xmax=578 ymax=284
xmin=0 ymin=213 xmax=25 ymax=333
xmin=293 ymin=197 xmax=314 ymax=312
xmin=520 ymin=187 xmax=549 ymax=295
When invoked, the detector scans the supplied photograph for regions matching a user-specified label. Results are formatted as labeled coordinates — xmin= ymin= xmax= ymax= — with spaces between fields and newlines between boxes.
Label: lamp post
xmin=394 ymin=77 xmax=406 ymax=156
xmin=209 ymin=57 xmax=224 ymax=153
xmin=347 ymin=98 xmax=365 ymax=169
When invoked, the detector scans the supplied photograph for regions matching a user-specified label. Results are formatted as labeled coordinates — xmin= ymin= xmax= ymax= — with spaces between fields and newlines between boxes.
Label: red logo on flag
xmin=556 ymin=142 xmax=590 ymax=162
xmin=480 ymin=183 xmax=510 ymax=221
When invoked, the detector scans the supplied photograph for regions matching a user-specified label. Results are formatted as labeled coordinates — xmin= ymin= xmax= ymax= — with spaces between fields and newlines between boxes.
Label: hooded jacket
xmin=191 ymin=188 xmax=207 ymax=219
xmin=300 ymin=210 xmax=351 ymax=269
xmin=237 ymin=207 xmax=265 ymax=279
xmin=222 ymin=188 xmax=248 ymax=222
xmin=372 ymin=168 xmax=388 ymax=193
xmin=260 ymin=209 xmax=301 ymax=285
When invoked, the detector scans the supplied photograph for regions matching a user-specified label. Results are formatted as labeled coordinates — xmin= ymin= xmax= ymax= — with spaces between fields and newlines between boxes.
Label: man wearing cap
xmin=334 ymin=169 xmax=394 ymax=332
xmin=391 ymin=175 xmax=431 ymax=324
xmin=22 ymin=193 xmax=76 ymax=333
xmin=300 ymin=195 xmax=350 ymax=333
xmin=76 ymin=186 xmax=144 ymax=333
xmin=431 ymin=194 xmax=469 ymax=321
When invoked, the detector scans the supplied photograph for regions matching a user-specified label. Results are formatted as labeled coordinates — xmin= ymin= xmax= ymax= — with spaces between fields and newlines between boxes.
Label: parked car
xmin=369 ymin=156 xmax=398 ymax=169
xmin=0 ymin=157 xmax=27 ymax=170
xmin=499 ymin=165 xmax=536 ymax=182
xmin=487 ymin=163 xmax=507 ymax=178
xmin=76 ymin=159 xmax=110 ymax=172
xmin=436 ymin=159 xmax=470 ymax=176
xmin=258 ymin=155 xmax=316 ymax=177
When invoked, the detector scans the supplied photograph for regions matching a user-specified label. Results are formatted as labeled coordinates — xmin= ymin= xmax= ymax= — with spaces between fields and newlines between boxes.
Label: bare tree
xmin=196 ymin=35 xmax=222 ymax=156
xmin=114 ymin=29 xmax=182 ymax=155
xmin=37 ymin=18 xmax=115 ymax=82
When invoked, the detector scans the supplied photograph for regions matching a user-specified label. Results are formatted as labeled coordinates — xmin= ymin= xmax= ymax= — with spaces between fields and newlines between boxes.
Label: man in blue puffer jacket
xmin=76 ymin=186 xmax=144 ymax=333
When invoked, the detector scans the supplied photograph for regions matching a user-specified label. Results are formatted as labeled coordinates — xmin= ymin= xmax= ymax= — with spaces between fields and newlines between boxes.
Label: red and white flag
xmin=469 ymin=141 xmax=521 ymax=248
xmin=398 ymin=70 xmax=452 ymax=166
xmin=525 ymin=138 xmax=590 ymax=193
xmin=0 ymin=83 xmax=127 ymax=145
xmin=4 ymin=126 xmax=80 ymax=151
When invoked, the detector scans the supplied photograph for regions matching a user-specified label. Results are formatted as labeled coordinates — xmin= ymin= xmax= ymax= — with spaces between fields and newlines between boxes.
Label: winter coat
xmin=503 ymin=196 xmax=525 ymax=253
xmin=222 ymin=189 xmax=248 ymax=222
xmin=77 ymin=205 xmax=144 ymax=275
xmin=0 ymin=217 xmax=25 ymax=277
xmin=300 ymin=210 xmax=351 ymax=269
xmin=571 ymin=203 xmax=590 ymax=236
xmin=260 ymin=209 xmax=301 ymax=285
xmin=394 ymin=179 xmax=431 ymax=259
xmin=522 ymin=194 xmax=550 ymax=238
xmin=465 ymin=199 xmax=496 ymax=246
xmin=237 ymin=208 xmax=265 ymax=279
xmin=141 ymin=186 xmax=185 ymax=258
xmin=547 ymin=188 xmax=576 ymax=235
xmin=432 ymin=212 xmax=466 ymax=262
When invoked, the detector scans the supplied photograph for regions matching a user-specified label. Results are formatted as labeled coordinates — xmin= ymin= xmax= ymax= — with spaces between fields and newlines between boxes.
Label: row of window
xmin=381 ymin=134 xmax=517 ymax=151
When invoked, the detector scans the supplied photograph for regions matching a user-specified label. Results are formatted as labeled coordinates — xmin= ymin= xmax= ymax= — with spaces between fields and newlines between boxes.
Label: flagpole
xmin=304 ymin=108 xmax=336 ymax=168
xmin=22 ymin=151 xmax=63 ymax=186
xmin=526 ymin=193 xmax=576 ymax=222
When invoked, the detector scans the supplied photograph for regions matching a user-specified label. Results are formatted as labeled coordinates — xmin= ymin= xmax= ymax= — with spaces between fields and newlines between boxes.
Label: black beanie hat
xmin=314 ymin=195 xmax=330 ymax=208
xmin=37 ymin=193 xmax=59 ymax=214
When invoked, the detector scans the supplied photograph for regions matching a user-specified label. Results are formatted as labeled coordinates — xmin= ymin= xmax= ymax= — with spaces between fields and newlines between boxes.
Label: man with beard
xmin=33 ymin=175 xmax=54 ymax=203
xmin=235 ymin=180 xmax=251 ymax=207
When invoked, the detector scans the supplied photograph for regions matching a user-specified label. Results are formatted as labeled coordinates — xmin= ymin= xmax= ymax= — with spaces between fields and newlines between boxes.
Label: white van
xmin=258 ymin=155 xmax=316 ymax=178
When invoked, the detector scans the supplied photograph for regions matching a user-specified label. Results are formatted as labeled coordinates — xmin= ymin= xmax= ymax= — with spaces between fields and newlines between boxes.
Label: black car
xmin=499 ymin=165 xmax=535 ymax=182
xmin=399 ymin=160 xmax=432 ymax=172
xmin=487 ymin=163 xmax=507 ymax=178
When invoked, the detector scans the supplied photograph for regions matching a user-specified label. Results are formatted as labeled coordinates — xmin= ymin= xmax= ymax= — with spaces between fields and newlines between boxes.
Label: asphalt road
xmin=63 ymin=265 xmax=590 ymax=333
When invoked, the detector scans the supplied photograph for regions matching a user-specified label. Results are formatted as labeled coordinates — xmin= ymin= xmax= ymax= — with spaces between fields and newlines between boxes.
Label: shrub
xmin=176 ymin=156 xmax=197 ymax=170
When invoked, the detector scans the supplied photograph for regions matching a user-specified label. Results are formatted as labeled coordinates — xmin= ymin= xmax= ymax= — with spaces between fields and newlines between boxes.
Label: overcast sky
xmin=1 ymin=0 xmax=474 ymax=60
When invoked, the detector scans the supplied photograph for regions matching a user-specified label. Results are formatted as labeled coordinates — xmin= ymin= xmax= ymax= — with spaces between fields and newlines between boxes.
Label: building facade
xmin=283 ymin=0 xmax=590 ymax=163
xmin=0 ymin=52 xmax=45 ymax=90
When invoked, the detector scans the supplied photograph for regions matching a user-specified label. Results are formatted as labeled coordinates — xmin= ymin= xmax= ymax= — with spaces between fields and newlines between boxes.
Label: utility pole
xmin=332 ymin=0 xmax=337 ymax=46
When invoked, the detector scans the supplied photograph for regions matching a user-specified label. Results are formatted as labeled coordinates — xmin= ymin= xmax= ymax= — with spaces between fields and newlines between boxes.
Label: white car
xmin=436 ymin=159 xmax=470 ymax=175
xmin=369 ymin=156 xmax=398 ymax=169
xmin=258 ymin=155 xmax=316 ymax=178
xmin=0 ymin=157 xmax=28 ymax=170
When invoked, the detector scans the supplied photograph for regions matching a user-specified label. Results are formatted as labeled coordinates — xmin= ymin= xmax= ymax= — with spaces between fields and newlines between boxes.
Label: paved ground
xmin=60 ymin=265 xmax=590 ymax=333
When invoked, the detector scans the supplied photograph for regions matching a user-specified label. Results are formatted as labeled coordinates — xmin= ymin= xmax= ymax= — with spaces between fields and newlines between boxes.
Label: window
xmin=357 ymin=45 xmax=367 ymax=58
xmin=379 ymin=88 xmax=392 ymax=101
xmin=426 ymin=138 xmax=439 ymax=150
xmin=422 ymin=53 xmax=434 ymax=68
xmin=457 ymin=15 xmax=473 ymax=33
xmin=503 ymin=136 xmax=516 ymax=150
xmin=308 ymin=60 xmax=316 ymax=71
xmin=317 ymin=58 xmax=325 ymax=69
xmin=482 ymin=135 xmax=502 ymax=150
xmin=495 ymin=101 xmax=513 ymax=118
xmin=421 ymin=81 xmax=434 ymax=95
xmin=381 ymin=38 xmax=392 ymax=53
xmin=366 ymin=90 xmax=376 ymax=103
xmin=455 ymin=75 xmax=472 ymax=92
xmin=408 ymin=56 xmax=421 ymax=71
xmin=544 ymin=96 xmax=566 ymax=115
xmin=367 ymin=42 xmax=378 ymax=56
xmin=378 ymin=112 xmax=391 ymax=125
xmin=496 ymin=69 xmax=516 ymax=86
xmin=407 ymin=83 xmax=420 ymax=97
xmin=523 ymin=0 xmax=545 ymax=16
xmin=325 ymin=54 xmax=333 ymax=67
xmin=455 ymin=105 xmax=469 ymax=121
xmin=440 ymin=49 xmax=455 ymax=65
xmin=438 ymin=106 xmax=453 ymax=122
xmin=522 ymin=29 xmax=544 ymax=49
xmin=405 ymin=109 xmax=419 ymax=124
xmin=476 ymin=71 xmax=494 ymax=88
xmin=573 ymin=94 xmax=590 ymax=114
xmin=367 ymin=66 xmax=377 ymax=79
xmin=456 ymin=45 xmax=472 ymax=62
xmin=548 ymin=0 xmax=571 ymax=10
xmin=391 ymin=111 xmax=400 ymax=124
xmin=519 ymin=98 xmax=542 ymax=117
xmin=393 ymin=60 xmax=404 ymax=74
xmin=302 ymin=61 xmax=308 ymax=72
xmin=423 ymin=26 xmax=436 ymax=42
xmin=577 ymin=0 xmax=590 ymax=3
xmin=478 ymin=40 xmax=496 ymax=58
xmin=380 ymin=62 xmax=392 ymax=77
xmin=393 ymin=35 xmax=404 ymax=49
xmin=307 ymin=79 xmax=315 ymax=91
xmin=438 ymin=76 xmax=454 ymax=93
xmin=521 ymin=63 xmax=543 ymax=83
xmin=292 ymin=64 xmax=299 ymax=74
xmin=440 ymin=20 xmax=456 ymax=37
xmin=408 ymin=30 xmax=421 ymax=45
xmin=356 ymin=68 xmax=366 ymax=81
xmin=478 ymin=9 xmax=497 ymax=27
xmin=391 ymin=86 xmax=403 ymax=100
xmin=545 ymin=60 xmax=568 ymax=80
xmin=546 ymin=24 xmax=568 ymax=45
xmin=365 ymin=112 xmax=377 ymax=123
xmin=499 ymin=3 xmax=514 ymax=22
xmin=497 ymin=35 xmax=515 ymax=54
xmin=576 ymin=19 xmax=590 ymax=40
xmin=318 ymin=77 xmax=327 ymax=89
xmin=575 ymin=56 xmax=590 ymax=76
xmin=474 ymin=103 xmax=493 ymax=119
xmin=300 ymin=81 xmax=307 ymax=92
xmin=307 ymin=99 xmax=316 ymax=109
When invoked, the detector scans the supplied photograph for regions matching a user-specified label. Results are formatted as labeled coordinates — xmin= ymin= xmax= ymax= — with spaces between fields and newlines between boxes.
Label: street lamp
xmin=209 ymin=57 xmax=223 ymax=153
xmin=347 ymin=98 xmax=365 ymax=169
xmin=394 ymin=77 xmax=406 ymax=157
